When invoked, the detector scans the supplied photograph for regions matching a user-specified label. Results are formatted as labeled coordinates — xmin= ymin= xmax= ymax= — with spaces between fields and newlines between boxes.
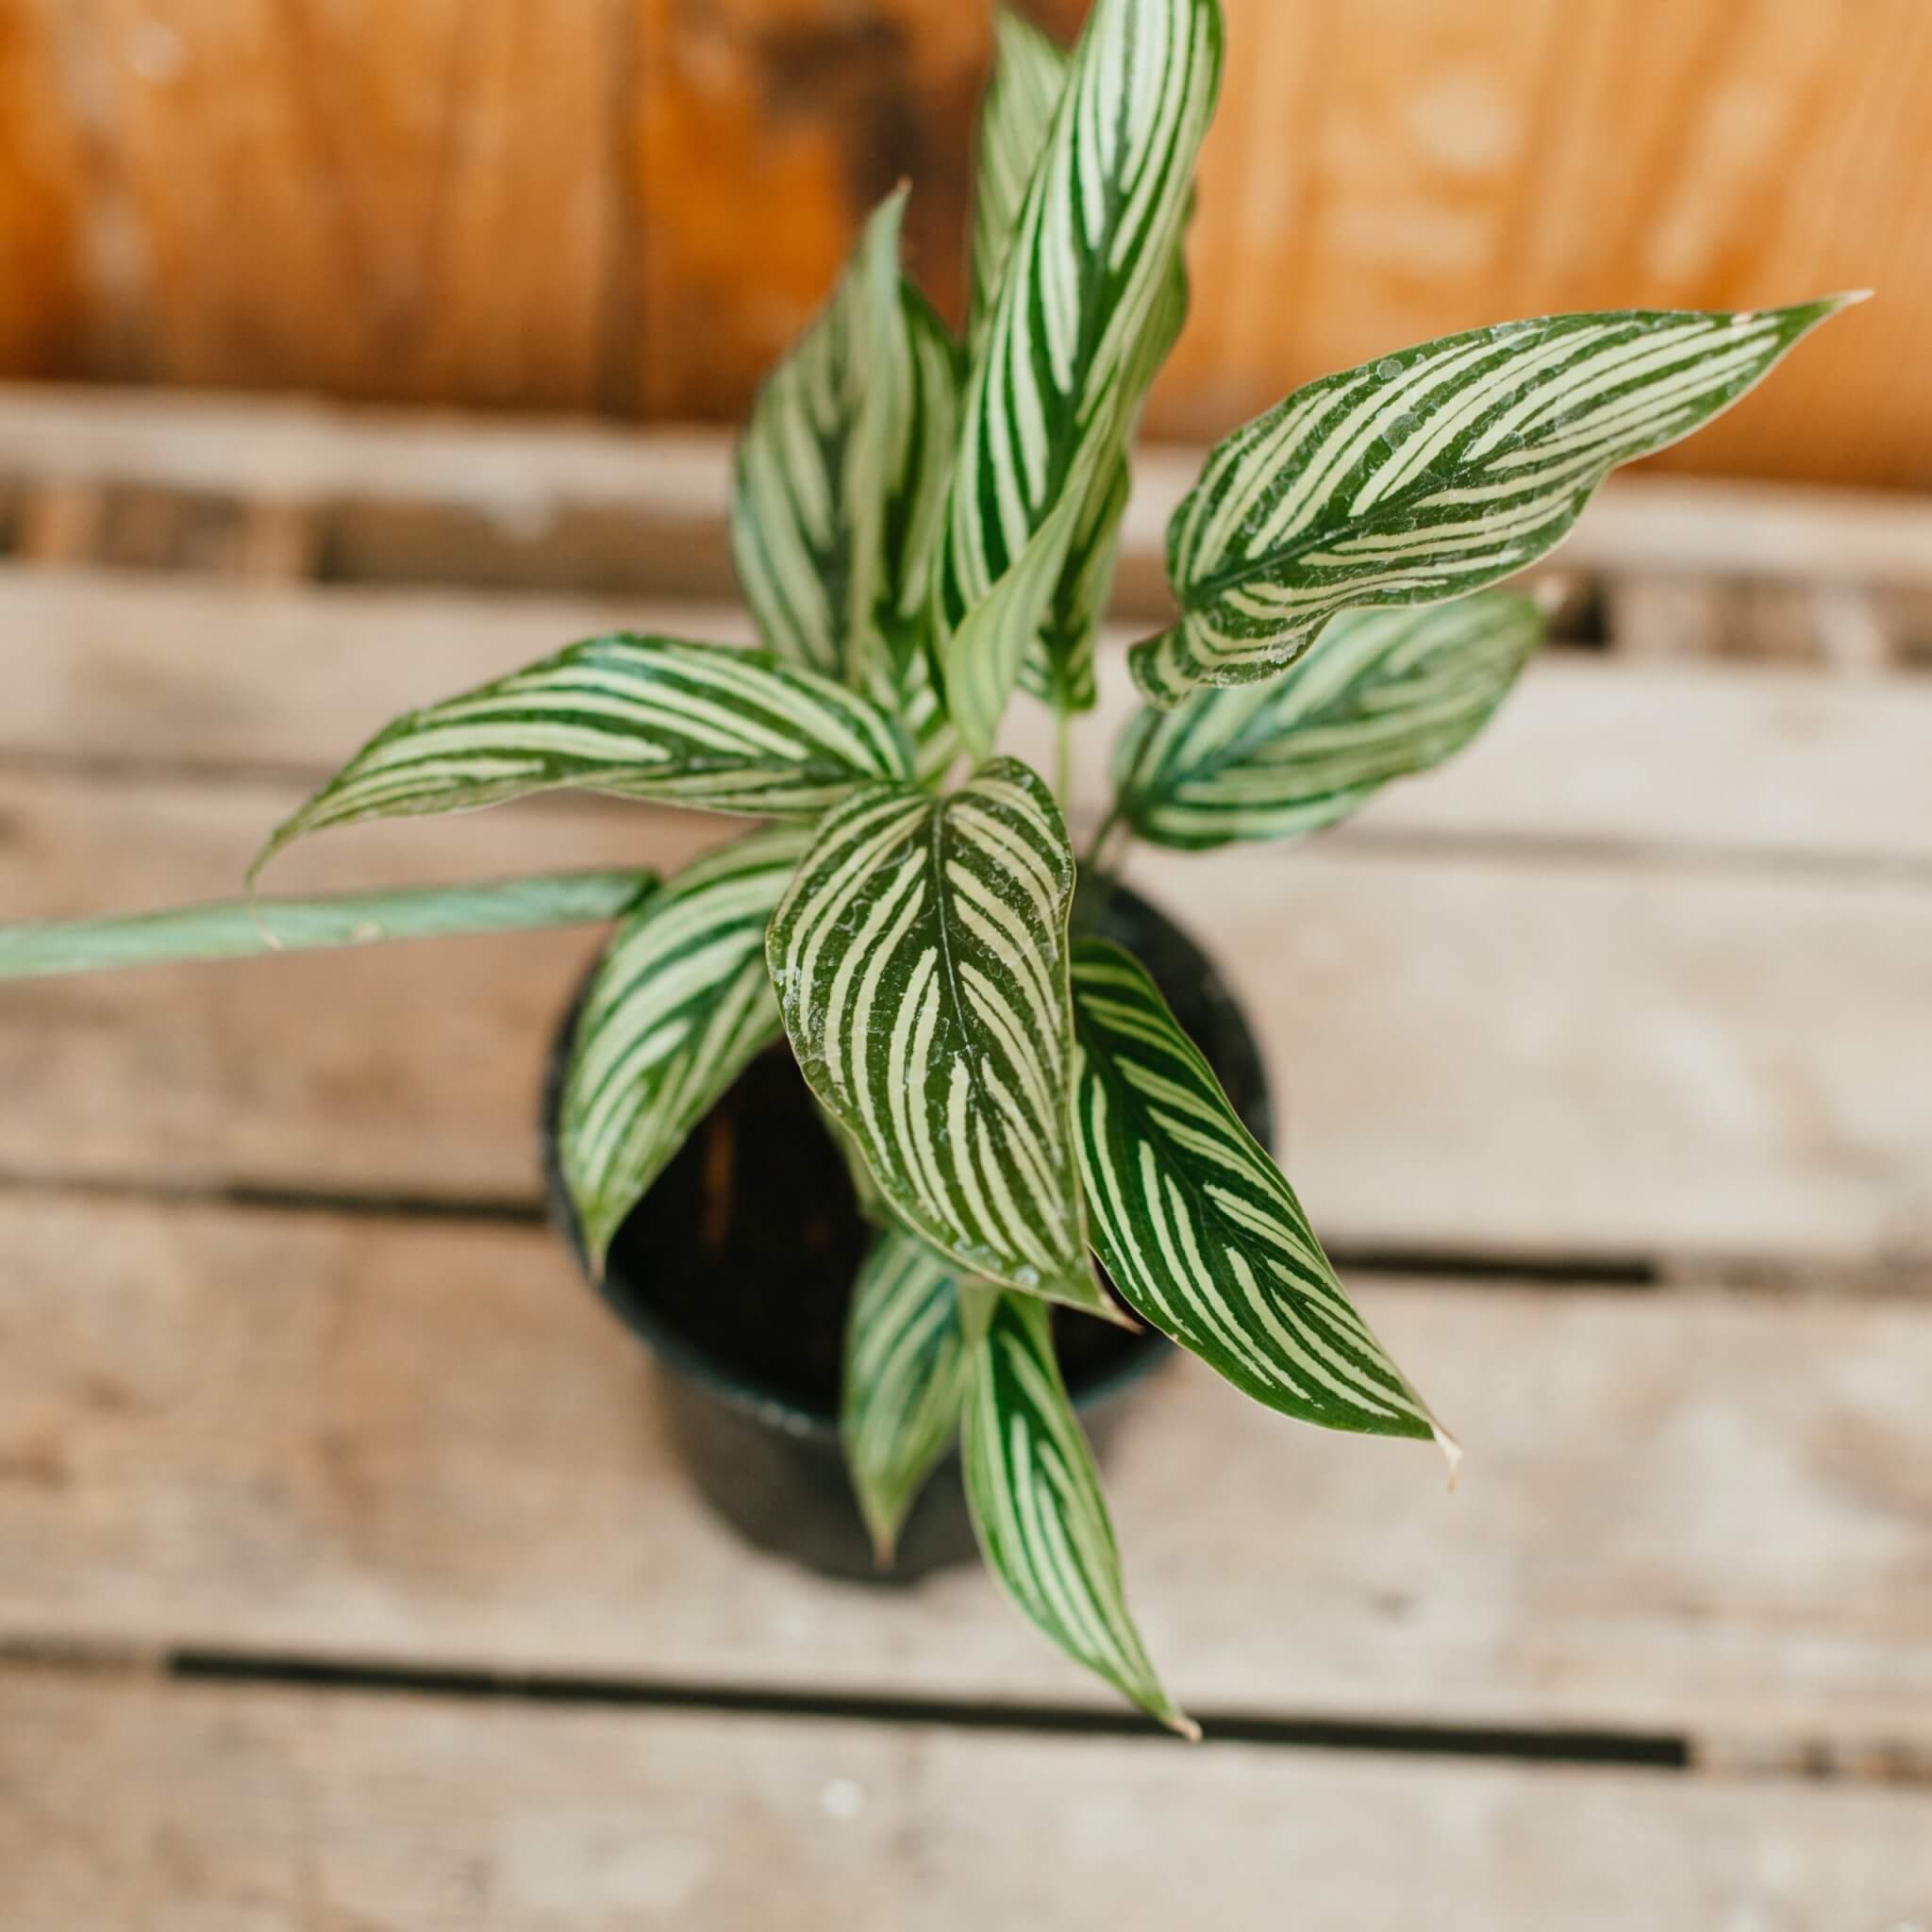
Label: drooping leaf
xmin=1072 ymin=938 xmax=1452 ymax=1454
xmin=560 ymin=825 xmax=811 ymax=1269
xmin=1115 ymin=591 xmax=1544 ymax=848
xmin=732 ymin=190 xmax=962 ymax=779
xmin=842 ymin=1226 xmax=974 ymax=1563
xmin=962 ymin=1290 xmax=1195 ymax=1736
xmin=254 ymin=636 xmax=911 ymax=877
xmin=936 ymin=0 xmax=1224 ymax=755
xmin=767 ymin=757 xmax=1107 ymax=1317
xmin=0 ymin=873 xmax=655 ymax=981
xmin=1132 ymin=297 xmax=1859 ymax=707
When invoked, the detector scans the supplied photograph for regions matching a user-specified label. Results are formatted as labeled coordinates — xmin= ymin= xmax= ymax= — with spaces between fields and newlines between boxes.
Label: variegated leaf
xmin=936 ymin=0 xmax=1223 ymax=755
xmin=962 ymin=1290 xmax=1195 ymax=1736
xmin=1115 ymin=591 xmax=1544 ymax=848
xmin=842 ymin=1226 xmax=974 ymax=1563
xmin=560 ymin=825 xmax=811 ymax=1269
xmin=969 ymin=9 xmax=1068 ymax=348
xmin=766 ymin=757 xmax=1107 ymax=1316
xmin=254 ymin=636 xmax=910 ymax=877
xmin=1132 ymin=296 xmax=1858 ymax=707
xmin=1073 ymin=938 xmax=1453 ymax=1455
xmin=732 ymin=191 xmax=962 ymax=781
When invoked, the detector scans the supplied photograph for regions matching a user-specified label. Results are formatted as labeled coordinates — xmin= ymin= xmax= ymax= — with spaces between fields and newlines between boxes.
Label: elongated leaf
xmin=1116 ymin=591 xmax=1543 ymax=848
xmin=255 ymin=636 xmax=911 ymax=877
xmin=936 ymin=0 xmax=1223 ymax=754
xmin=962 ymin=1291 xmax=1194 ymax=1736
xmin=1073 ymin=938 xmax=1452 ymax=1454
xmin=0 ymin=872 xmax=655 ymax=981
xmin=842 ymin=1226 xmax=974 ymax=1562
xmin=969 ymin=9 xmax=1068 ymax=347
xmin=733 ymin=190 xmax=961 ymax=779
xmin=970 ymin=15 xmax=1195 ymax=719
xmin=767 ymin=757 xmax=1106 ymax=1316
xmin=1132 ymin=296 xmax=1858 ymax=707
xmin=560 ymin=826 xmax=810 ymax=1269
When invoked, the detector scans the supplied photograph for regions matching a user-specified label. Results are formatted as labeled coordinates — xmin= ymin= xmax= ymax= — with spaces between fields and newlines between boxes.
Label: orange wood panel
xmin=0 ymin=0 xmax=1926 ymax=486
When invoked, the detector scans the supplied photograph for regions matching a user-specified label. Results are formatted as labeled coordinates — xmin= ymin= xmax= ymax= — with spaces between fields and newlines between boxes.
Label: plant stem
xmin=1081 ymin=804 xmax=1130 ymax=876
xmin=1053 ymin=701 xmax=1073 ymax=813
xmin=0 ymin=871 xmax=656 ymax=980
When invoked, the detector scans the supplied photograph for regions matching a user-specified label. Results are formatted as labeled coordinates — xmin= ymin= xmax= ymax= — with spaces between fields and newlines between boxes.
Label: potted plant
xmin=0 ymin=0 xmax=1852 ymax=1737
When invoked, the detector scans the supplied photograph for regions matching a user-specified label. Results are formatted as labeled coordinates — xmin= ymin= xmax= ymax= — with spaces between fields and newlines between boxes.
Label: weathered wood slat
xmin=8 ymin=569 xmax=1932 ymax=868
xmin=6 ymin=387 xmax=1932 ymax=593
xmin=4 ymin=1192 xmax=1932 ymax=1743
xmin=5 ymin=769 xmax=1927 ymax=1263
xmin=7 ymin=1672 xmax=1930 ymax=1932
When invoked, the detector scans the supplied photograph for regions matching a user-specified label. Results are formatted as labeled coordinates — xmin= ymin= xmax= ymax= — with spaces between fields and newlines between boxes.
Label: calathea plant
xmin=1 ymin=0 xmax=1852 ymax=1733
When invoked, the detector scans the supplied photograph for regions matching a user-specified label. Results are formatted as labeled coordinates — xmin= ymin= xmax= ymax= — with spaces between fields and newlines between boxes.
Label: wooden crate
xmin=2 ymin=382 xmax=1931 ymax=1927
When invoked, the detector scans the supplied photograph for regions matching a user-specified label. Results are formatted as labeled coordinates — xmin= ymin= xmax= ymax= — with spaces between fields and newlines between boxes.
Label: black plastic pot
xmin=541 ymin=878 xmax=1272 ymax=1583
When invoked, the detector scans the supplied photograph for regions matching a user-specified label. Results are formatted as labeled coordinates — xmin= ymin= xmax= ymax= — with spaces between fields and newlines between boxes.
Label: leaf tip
xmin=1433 ymin=1421 xmax=1464 ymax=1491
xmin=1163 ymin=1708 xmax=1204 ymax=1744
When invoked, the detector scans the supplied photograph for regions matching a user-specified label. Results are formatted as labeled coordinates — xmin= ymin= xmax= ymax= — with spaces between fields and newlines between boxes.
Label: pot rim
xmin=538 ymin=876 xmax=1270 ymax=1446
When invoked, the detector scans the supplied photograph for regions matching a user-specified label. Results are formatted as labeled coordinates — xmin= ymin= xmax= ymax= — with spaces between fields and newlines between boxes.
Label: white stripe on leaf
xmin=939 ymin=0 xmax=1223 ymax=755
xmin=1115 ymin=592 xmax=1544 ymax=848
xmin=254 ymin=635 xmax=911 ymax=878
xmin=732 ymin=189 xmax=963 ymax=779
xmin=1131 ymin=297 xmax=1859 ymax=708
xmin=842 ymin=1226 xmax=974 ymax=1563
xmin=961 ymin=1290 xmax=1195 ymax=1736
xmin=559 ymin=824 xmax=812 ymax=1269
xmin=768 ymin=758 xmax=1106 ymax=1316
xmin=1072 ymin=936 xmax=1454 ymax=1458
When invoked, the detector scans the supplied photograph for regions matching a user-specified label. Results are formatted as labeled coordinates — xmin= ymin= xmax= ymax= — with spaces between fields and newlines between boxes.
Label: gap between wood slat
xmin=4 ymin=1643 xmax=1928 ymax=1790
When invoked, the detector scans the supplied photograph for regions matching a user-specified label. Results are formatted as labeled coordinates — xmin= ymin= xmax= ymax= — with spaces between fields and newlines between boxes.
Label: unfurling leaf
xmin=733 ymin=190 xmax=962 ymax=779
xmin=842 ymin=1227 xmax=974 ymax=1562
xmin=937 ymin=0 xmax=1223 ymax=755
xmin=963 ymin=1291 xmax=1195 ymax=1737
xmin=560 ymin=826 xmax=811 ymax=1270
xmin=1073 ymin=939 xmax=1451 ymax=1455
xmin=1132 ymin=297 xmax=1858 ymax=707
xmin=1116 ymin=591 xmax=1544 ymax=848
xmin=254 ymin=636 xmax=911 ymax=877
xmin=767 ymin=757 xmax=1108 ymax=1317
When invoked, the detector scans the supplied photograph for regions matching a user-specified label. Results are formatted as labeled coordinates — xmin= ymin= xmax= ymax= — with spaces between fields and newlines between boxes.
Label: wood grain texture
xmin=8 ymin=1673 xmax=1932 ymax=1931
xmin=0 ymin=4 xmax=1927 ymax=482
xmin=6 ymin=1192 xmax=1932 ymax=1742
xmin=5 ymin=765 xmax=1929 ymax=1263
xmin=8 ymin=568 xmax=1932 ymax=865
xmin=7 ymin=389 xmax=1932 ymax=603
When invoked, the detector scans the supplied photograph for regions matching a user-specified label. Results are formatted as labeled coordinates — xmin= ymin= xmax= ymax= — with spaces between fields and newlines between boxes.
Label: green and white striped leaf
xmin=969 ymin=13 xmax=1195 ymax=719
xmin=936 ymin=0 xmax=1223 ymax=754
xmin=767 ymin=757 xmax=1107 ymax=1316
xmin=969 ymin=9 xmax=1068 ymax=348
xmin=733 ymin=190 xmax=962 ymax=778
xmin=1072 ymin=937 xmax=1451 ymax=1454
xmin=842 ymin=1226 xmax=974 ymax=1563
xmin=255 ymin=635 xmax=910 ymax=877
xmin=559 ymin=825 xmax=811 ymax=1270
xmin=1115 ymin=591 xmax=1544 ymax=848
xmin=962 ymin=1290 xmax=1194 ymax=1736
xmin=1132 ymin=296 xmax=1858 ymax=707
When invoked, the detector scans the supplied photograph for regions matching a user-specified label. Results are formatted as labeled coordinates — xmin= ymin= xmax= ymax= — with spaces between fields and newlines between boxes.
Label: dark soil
xmin=555 ymin=879 xmax=1271 ymax=1422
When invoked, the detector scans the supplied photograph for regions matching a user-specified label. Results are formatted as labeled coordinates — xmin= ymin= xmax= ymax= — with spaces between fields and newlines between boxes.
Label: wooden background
xmin=2 ymin=0 xmax=1927 ymax=486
